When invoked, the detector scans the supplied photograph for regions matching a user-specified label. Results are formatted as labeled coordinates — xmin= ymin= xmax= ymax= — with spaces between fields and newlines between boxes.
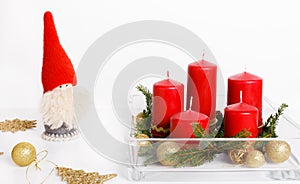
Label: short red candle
xmin=187 ymin=60 xmax=217 ymax=120
xmin=224 ymin=102 xmax=258 ymax=138
xmin=151 ymin=76 xmax=184 ymax=138
xmin=170 ymin=110 xmax=209 ymax=138
xmin=227 ymin=72 xmax=263 ymax=131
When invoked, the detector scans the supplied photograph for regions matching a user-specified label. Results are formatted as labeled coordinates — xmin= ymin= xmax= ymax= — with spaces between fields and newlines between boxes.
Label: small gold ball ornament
xmin=135 ymin=133 xmax=149 ymax=139
xmin=156 ymin=142 xmax=180 ymax=166
xmin=245 ymin=150 xmax=265 ymax=168
xmin=135 ymin=133 xmax=152 ymax=156
xmin=266 ymin=140 xmax=291 ymax=163
xmin=228 ymin=149 xmax=248 ymax=164
xmin=11 ymin=142 xmax=36 ymax=167
xmin=136 ymin=112 xmax=144 ymax=124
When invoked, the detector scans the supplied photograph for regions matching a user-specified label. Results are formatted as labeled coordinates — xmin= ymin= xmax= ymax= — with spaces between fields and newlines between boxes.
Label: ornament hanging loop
xmin=34 ymin=150 xmax=48 ymax=170
xmin=26 ymin=150 xmax=58 ymax=184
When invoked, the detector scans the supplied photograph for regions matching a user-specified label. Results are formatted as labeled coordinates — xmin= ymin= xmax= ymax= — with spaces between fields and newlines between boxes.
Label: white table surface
xmin=1 ymin=108 xmax=300 ymax=184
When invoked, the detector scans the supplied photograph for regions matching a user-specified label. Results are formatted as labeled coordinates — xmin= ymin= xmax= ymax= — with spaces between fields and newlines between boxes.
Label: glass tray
xmin=128 ymin=98 xmax=300 ymax=182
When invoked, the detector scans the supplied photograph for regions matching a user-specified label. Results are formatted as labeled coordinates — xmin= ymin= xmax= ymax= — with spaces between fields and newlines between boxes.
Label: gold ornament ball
xmin=136 ymin=112 xmax=144 ymax=124
xmin=135 ymin=134 xmax=152 ymax=156
xmin=245 ymin=150 xmax=265 ymax=168
xmin=228 ymin=149 xmax=248 ymax=164
xmin=11 ymin=142 xmax=36 ymax=167
xmin=156 ymin=142 xmax=180 ymax=166
xmin=135 ymin=133 xmax=149 ymax=139
xmin=266 ymin=140 xmax=291 ymax=163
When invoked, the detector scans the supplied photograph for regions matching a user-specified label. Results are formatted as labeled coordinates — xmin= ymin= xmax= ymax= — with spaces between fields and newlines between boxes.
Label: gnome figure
xmin=41 ymin=11 xmax=79 ymax=141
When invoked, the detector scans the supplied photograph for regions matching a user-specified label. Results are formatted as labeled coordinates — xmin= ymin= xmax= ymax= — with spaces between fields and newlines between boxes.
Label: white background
xmin=1 ymin=0 xmax=300 ymax=183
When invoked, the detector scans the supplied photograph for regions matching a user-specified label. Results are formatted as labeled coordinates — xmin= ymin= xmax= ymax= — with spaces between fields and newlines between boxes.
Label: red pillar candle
xmin=186 ymin=59 xmax=217 ymax=120
xmin=170 ymin=109 xmax=209 ymax=138
xmin=151 ymin=73 xmax=184 ymax=138
xmin=224 ymin=93 xmax=258 ymax=138
xmin=227 ymin=72 xmax=263 ymax=131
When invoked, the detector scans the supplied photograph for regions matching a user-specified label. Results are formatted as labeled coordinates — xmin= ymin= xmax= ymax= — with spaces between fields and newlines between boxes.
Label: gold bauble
xmin=228 ymin=149 xmax=248 ymax=164
xmin=228 ymin=142 xmax=255 ymax=165
xmin=156 ymin=142 xmax=180 ymax=166
xmin=245 ymin=150 xmax=265 ymax=168
xmin=135 ymin=133 xmax=149 ymax=139
xmin=135 ymin=134 xmax=152 ymax=156
xmin=11 ymin=142 xmax=36 ymax=167
xmin=136 ymin=112 xmax=144 ymax=124
xmin=266 ymin=140 xmax=291 ymax=163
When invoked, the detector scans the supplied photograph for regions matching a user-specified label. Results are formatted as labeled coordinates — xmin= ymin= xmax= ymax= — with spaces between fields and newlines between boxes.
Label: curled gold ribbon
xmin=151 ymin=125 xmax=170 ymax=133
xmin=26 ymin=150 xmax=58 ymax=184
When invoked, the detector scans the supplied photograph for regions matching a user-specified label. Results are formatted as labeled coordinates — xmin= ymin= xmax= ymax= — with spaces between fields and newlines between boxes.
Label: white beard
xmin=41 ymin=86 xmax=77 ymax=130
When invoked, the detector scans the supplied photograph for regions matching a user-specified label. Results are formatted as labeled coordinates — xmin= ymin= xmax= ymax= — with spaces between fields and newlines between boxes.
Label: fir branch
xmin=192 ymin=123 xmax=209 ymax=138
xmin=168 ymin=127 xmax=249 ymax=167
xmin=259 ymin=103 xmax=288 ymax=138
xmin=135 ymin=84 xmax=153 ymax=137
xmin=169 ymin=148 xmax=212 ymax=168
xmin=135 ymin=118 xmax=151 ymax=137
xmin=136 ymin=84 xmax=152 ymax=118
xmin=232 ymin=129 xmax=252 ymax=138
xmin=214 ymin=111 xmax=224 ymax=138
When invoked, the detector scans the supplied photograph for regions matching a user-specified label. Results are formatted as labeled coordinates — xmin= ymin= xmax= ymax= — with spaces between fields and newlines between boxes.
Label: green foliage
xmin=192 ymin=123 xmax=209 ymax=138
xmin=135 ymin=84 xmax=153 ymax=137
xmin=259 ymin=103 xmax=288 ymax=138
xmin=232 ymin=129 xmax=252 ymax=138
xmin=167 ymin=103 xmax=288 ymax=167
xmin=214 ymin=111 xmax=225 ymax=138
xmin=136 ymin=84 xmax=152 ymax=118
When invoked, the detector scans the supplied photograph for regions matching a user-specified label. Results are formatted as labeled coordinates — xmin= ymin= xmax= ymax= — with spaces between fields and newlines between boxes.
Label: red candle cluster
xmin=151 ymin=60 xmax=216 ymax=139
xmin=150 ymin=58 xmax=263 ymax=139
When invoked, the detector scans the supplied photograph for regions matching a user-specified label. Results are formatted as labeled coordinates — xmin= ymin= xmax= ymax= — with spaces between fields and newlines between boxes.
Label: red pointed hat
xmin=42 ymin=11 xmax=77 ymax=93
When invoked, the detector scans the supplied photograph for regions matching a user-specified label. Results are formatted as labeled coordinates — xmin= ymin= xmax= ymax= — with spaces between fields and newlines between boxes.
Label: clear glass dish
xmin=128 ymin=97 xmax=300 ymax=182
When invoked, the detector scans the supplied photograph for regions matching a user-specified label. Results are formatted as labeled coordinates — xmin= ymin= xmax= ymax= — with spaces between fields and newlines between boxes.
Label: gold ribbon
xmin=151 ymin=125 xmax=170 ymax=133
xmin=26 ymin=150 xmax=58 ymax=184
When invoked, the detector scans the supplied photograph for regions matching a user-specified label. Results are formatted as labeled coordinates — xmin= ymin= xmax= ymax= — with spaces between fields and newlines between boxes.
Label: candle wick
xmin=202 ymin=49 xmax=205 ymax=60
xmin=240 ymin=90 xmax=243 ymax=103
xmin=189 ymin=96 xmax=193 ymax=110
xmin=244 ymin=66 xmax=247 ymax=73
xmin=167 ymin=71 xmax=170 ymax=79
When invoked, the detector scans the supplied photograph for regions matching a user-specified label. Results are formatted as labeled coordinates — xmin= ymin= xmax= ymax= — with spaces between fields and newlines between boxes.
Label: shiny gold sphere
xmin=228 ymin=149 xmax=248 ymax=164
xmin=156 ymin=142 xmax=180 ymax=166
xmin=11 ymin=142 xmax=36 ymax=167
xmin=135 ymin=133 xmax=149 ymax=139
xmin=136 ymin=112 xmax=145 ymax=124
xmin=245 ymin=150 xmax=265 ymax=168
xmin=266 ymin=140 xmax=291 ymax=163
xmin=135 ymin=134 xmax=152 ymax=156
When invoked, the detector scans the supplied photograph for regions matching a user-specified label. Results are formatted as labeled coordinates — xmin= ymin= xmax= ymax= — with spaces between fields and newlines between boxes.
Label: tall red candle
xmin=224 ymin=100 xmax=258 ymax=138
xmin=151 ymin=74 xmax=184 ymax=138
xmin=170 ymin=109 xmax=209 ymax=138
xmin=187 ymin=59 xmax=217 ymax=120
xmin=227 ymin=72 xmax=262 ymax=131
